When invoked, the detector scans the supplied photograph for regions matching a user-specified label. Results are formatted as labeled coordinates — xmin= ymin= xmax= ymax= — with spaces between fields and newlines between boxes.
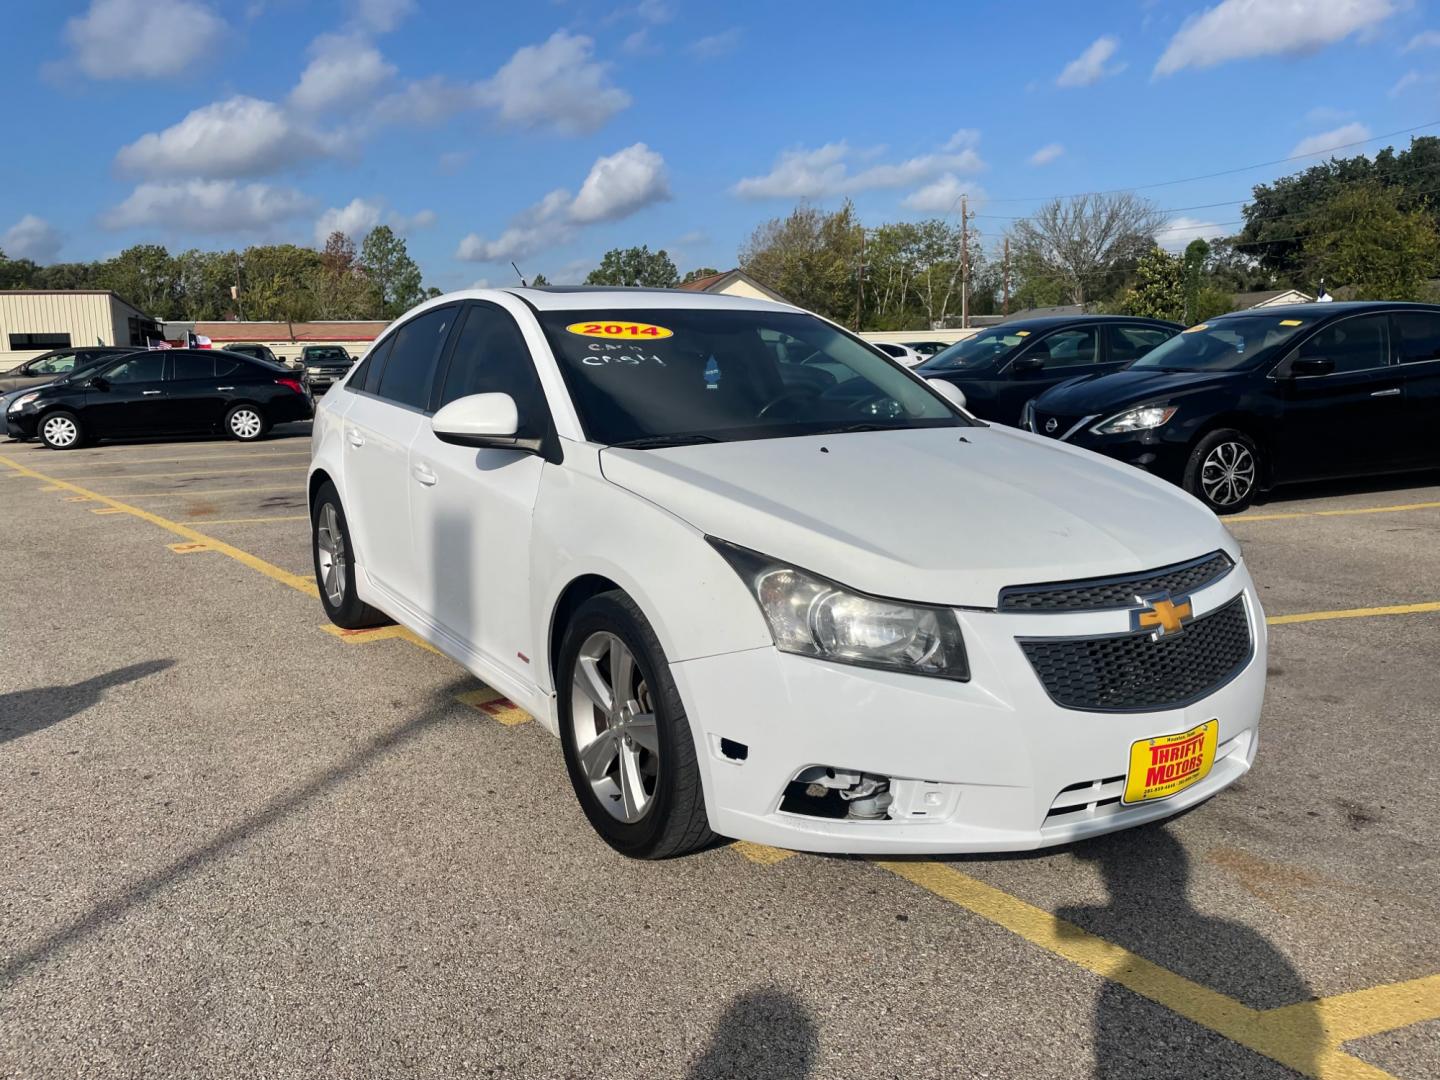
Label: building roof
xmin=1234 ymin=288 xmax=1314 ymax=308
xmin=0 ymin=288 xmax=148 ymax=317
xmin=675 ymin=269 xmax=791 ymax=304
xmin=187 ymin=320 xmax=392 ymax=342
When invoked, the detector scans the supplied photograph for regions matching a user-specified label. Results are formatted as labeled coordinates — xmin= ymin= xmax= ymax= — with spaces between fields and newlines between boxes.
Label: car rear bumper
xmin=669 ymin=568 xmax=1266 ymax=854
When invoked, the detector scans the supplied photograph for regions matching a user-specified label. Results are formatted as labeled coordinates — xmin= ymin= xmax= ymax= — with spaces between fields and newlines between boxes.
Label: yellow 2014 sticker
xmin=566 ymin=320 xmax=673 ymax=340
xmin=1279 ymin=319 xmax=1304 ymax=326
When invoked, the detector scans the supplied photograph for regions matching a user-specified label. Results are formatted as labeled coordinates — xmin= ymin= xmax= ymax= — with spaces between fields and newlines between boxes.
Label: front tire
xmin=1183 ymin=428 xmax=1261 ymax=514
xmin=39 ymin=410 xmax=84 ymax=450
xmin=557 ymin=591 xmax=714 ymax=859
xmin=311 ymin=481 xmax=391 ymax=629
xmin=226 ymin=404 xmax=268 ymax=442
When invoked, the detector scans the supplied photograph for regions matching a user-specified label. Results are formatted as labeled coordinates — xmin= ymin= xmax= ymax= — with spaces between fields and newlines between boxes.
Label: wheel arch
xmin=307 ymin=467 xmax=334 ymax=517
xmin=547 ymin=573 xmax=625 ymax=691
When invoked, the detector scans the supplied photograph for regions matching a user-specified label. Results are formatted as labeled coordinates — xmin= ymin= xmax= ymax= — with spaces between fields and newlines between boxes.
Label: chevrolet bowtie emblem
xmin=1131 ymin=593 xmax=1193 ymax=639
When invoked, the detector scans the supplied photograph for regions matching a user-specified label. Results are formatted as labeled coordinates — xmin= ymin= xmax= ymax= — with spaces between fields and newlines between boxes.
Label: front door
xmin=84 ymin=351 xmax=169 ymax=436
xmin=409 ymin=302 xmax=547 ymax=692
xmin=1272 ymin=313 xmax=1406 ymax=481
xmin=994 ymin=325 xmax=1104 ymax=425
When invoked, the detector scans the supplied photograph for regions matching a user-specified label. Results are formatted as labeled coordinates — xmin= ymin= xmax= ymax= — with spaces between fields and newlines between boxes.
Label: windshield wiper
xmin=608 ymin=434 xmax=723 ymax=449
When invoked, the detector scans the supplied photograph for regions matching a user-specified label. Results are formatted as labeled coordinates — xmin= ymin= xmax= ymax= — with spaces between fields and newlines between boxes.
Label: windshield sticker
xmin=1183 ymin=324 xmax=1209 ymax=333
xmin=566 ymin=320 xmax=674 ymax=340
xmin=1014 ymin=330 xmax=1031 ymax=337
xmin=704 ymin=355 xmax=721 ymax=390
xmin=1278 ymin=319 xmax=1304 ymax=326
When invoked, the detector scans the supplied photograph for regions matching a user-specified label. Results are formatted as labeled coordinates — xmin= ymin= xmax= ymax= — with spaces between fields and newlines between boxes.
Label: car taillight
xmin=276 ymin=377 xmax=305 ymax=394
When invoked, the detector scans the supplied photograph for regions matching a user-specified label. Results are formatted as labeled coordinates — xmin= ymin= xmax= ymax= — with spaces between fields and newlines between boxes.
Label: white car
xmin=870 ymin=341 xmax=926 ymax=367
xmin=308 ymin=288 xmax=1265 ymax=859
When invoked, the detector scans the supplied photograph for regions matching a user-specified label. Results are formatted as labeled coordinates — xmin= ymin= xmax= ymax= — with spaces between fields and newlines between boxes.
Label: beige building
xmin=676 ymin=269 xmax=791 ymax=304
xmin=0 ymin=290 xmax=160 ymax=367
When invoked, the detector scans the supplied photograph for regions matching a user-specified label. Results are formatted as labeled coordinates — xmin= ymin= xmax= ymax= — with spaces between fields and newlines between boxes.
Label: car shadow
xmin=684 ymin=988 xmax=819 ymax=1080
xmin=0 ymin=659 xmax=175 ymax=745
xmin=1252 ymin=466 xmax=1440 ymax=506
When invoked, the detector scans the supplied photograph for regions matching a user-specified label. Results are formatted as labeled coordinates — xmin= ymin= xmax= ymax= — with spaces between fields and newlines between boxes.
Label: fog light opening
xmin=781 ymin=766 xmax=893 ymax=821
xmin=719 ymin=737 xmax=748 ymax=761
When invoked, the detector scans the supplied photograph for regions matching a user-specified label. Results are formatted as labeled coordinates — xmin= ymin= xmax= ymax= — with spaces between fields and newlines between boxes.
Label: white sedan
xmin=308 ymin=288 xmax=1265 ymax=858
xmin=870 ymin=341 xmax=927 ymax=367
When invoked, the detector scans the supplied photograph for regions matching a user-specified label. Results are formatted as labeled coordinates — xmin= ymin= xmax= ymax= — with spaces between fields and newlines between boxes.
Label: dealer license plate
xmin=1122 ymin=719 xmax=1218 ymax=805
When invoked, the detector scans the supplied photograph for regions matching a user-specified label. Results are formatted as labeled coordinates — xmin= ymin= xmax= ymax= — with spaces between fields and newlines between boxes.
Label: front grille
xmin=1020 ymin=595 xmax=1251 ymax=712
xmin=999 ymin=551 xmax=1234 ymax=613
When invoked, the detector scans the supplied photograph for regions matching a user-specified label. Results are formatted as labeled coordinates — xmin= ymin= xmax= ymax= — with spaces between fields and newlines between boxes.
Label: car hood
xmin=599 ymin=425 xmax=1232 ymax=608
xmin=1037 ymin=368 xmax=1243 ymax=416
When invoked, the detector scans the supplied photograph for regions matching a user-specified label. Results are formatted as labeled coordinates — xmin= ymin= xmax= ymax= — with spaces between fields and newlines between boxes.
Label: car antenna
xmin=511 ymin=262 xmax=528 ymax=287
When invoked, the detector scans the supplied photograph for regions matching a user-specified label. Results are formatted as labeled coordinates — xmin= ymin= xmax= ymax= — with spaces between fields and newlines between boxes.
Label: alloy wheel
xmin=568 ymin=631 xmax=659 ymax=823
xmin=1200 ymin=440 xmax=1256 ymax=507
xmin=315 ymin=503 xmax=347 ymax=606
xmin=42 ymin=416 xmax=77 ymax=447
xmin=230 ymin=409 xmax=262 ymax=439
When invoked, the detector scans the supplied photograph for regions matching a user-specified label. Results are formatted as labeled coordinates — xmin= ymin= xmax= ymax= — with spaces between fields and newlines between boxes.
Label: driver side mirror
xmin=1011 ymin=354 xmax=1046 ymax=373
xmin=432 ymin=392 xmax=541 ymax=453
xmin=1289 ymin=357 xmax=1334 ymax=377
xmin=90 ymin=375 xmax=111 ymax=391
xmin=926 ymin=378 xmax=967 ymax=411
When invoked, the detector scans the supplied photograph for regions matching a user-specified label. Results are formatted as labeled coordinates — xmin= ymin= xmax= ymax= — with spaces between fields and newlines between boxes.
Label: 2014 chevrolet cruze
xmin=309 ymin=288 xmax=1266 ymax=858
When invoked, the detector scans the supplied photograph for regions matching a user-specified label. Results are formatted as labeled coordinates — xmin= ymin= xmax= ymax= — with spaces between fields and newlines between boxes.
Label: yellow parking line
xmin=98 ymin=485 xmax=302 ymax=499
xmin=1235 ymin=500 xmax=1440 ymax=523
xmin=876 ymin=860 xmax=1410 ymax=1079
xmin=320 ymin=623 xmax=441 ymax=655
xmin=0 ymin=453 xmax=317 ymax=598
xmin=54 ymin=464 xmax=309 ymax=481
xmin=195 ymin=515 xmax=309 ymax=525
xmin=454 ymin=687 xmax=533 ymax=725
xmin=733 ymin=841 xmax=797 ymax=865
xmin=1268 ymin=601 xmax=1440 ymax=626
xmin=91 ymin=507 xmax=128 ymax=515
xmin=168 ymin=541 xmax=213 ymax=554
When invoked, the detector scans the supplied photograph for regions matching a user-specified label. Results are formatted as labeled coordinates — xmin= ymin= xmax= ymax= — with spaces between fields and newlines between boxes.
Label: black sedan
xmin=917 ymin=315 xmax=1181 ymax=425
xmin=0 ymin=346 xmax=136 ymax=394
xmin=9 ymin=348 xmax=313 ymax=449
xmin=1024 ymin=301 xmax=1440 ymax=513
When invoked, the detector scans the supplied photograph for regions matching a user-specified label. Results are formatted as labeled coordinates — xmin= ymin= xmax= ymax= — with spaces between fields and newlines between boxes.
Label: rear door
xmin=84 ymin=351 xmax=168 ymax=435
xmin=163 ymin=351 xmax=228 ymax=431
xmin=1272 ymin=313 xmax=1404 ymax=480
xmin=1392 ymin=310 xmax=1440 ymax=467
xmin=341 ymin=305 xmax=460 ymax=608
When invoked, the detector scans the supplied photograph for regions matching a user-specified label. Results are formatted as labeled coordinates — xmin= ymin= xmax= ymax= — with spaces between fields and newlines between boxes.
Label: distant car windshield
xmin=303 ymin=347 xmax=349 ymax=365
xmin=920 ymin=327 xmax=1033 ymax=371
xmin=1130 ymin=316 xmax=1311 ymax=373
xmin=538 ymin=309 xmax=966 ymax=446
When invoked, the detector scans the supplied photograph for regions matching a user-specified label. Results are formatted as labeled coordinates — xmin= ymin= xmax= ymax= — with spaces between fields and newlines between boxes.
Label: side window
xmin=32 ymin=352 xmax=78 ymax=375
xmin=375 ymin=308 xmax=455 ymax=409
xmin=1395 ymin=312 xmax=1440 ymax=363
xmin=1111 ymin=326 xmax=1175 ymax=363
xmin=348 ymin=335 xmax=392 ymax=393
xmin=437 ymin=305 xmax=550 ymax=438
xmin=170 ymin=352 xmax=216 ymax=380
xmin=1031 ymin=327 xmax=1098 ymax=368
xmin=214 ymin=355 xmax=246 ymax=377
xmin=103 ymin=352 xmax=166 ymax=384
xmin=1297 ymin=315 xmax=1389 ymax=374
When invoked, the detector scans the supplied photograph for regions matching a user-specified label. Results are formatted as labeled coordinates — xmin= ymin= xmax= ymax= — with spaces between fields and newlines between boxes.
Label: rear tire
xmin=311 ymin=481 xmax=392 ymax=629
xmin=1183 ymin=428 xmax=1261 ymax=514
xmin=39 ymin=410 xmax=84 ymax=450
xmin=557 ymin=591 xmax=714 ymax=859
xmin=226 ymin=404 xmax=268 ymax=442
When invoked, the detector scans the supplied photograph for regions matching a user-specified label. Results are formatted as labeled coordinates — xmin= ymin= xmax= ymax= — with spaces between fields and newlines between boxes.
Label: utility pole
xmin=960 ymin=195 xmax=969 ymax=330
xmin=1003 ymin=236 xmax=1011 ymax=317
xmin=855 ymin=228 xmax=866 ymax=332
xmin=234 ymin=251 xmax=245 ymax=321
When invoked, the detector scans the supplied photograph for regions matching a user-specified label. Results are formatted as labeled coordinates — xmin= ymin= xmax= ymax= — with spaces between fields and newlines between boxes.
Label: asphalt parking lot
xmin=2 ymin=426 xmax=1437 ymax=1080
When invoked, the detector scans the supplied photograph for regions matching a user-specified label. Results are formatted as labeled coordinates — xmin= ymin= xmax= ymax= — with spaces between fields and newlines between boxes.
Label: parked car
xmin=9 ymin=348 xmax=312 ymax=449
xmin=918 ymin=316 xmax=1182 ymax=426
xmin=0 ymin=346 xmax=137 ymax=394
xmin=1023 ymin=302 xmax=1440 ymax=513
xmin=908 ymin=340 xmax=951 ymax=358
xmin=298 ymin=345 xmax=353 ymax=395
xmin=225 ymin=342 xmax=286 ymax=367
xmin=3 ymin=348 xmax=141 ymax=438
xmin=870 ymin=341 xmax=926 ymax=367
xmin=308 ymin=288 xmax=1264 ymax=859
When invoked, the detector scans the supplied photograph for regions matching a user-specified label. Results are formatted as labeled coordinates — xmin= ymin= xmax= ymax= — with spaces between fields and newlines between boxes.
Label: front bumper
xmin=1027 ymin=411 xmax=1191 ymax=481
xmin=670 ymin=566 xmax=1265 ymax=854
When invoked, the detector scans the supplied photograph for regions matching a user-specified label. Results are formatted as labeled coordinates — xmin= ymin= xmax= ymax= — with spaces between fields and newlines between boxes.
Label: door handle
xmin=216 ymin=385 xmax=235 ymax=391
xmin=1370 ymin=388 xmax=1401 ymax=397
xmin=412 ymin=463 xmax=438 ymax=487
xmin=346 ymin=428 xmax=364 ymax=448
xmin=141 ymin=389 xmax=163 ymax=396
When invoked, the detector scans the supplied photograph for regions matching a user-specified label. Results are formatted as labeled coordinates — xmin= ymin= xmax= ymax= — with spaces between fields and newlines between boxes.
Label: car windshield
xmin=1130 ymin=315 xmax=1312 ymax=373
xmin=537 ymin=308 xmax=966 ymax=446
xmin=303 ymin=347 xmax=349 ymax=364
xmin=919 ymin=327 xmax=1033 ymax=371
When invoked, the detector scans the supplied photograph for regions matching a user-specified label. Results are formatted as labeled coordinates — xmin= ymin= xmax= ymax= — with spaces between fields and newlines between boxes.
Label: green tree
xmin=585 ymin=245 xmax=680 ymax=288
xmin=529 ymin=272 xmax=551 ymax=286
xmin=173 ymin=249 xmax=237 ymax=320
xmin=679 ymin=266 xmax=720 ymax=285
xmin=1118 ymin=248 xmax=1185 ymax=322
xmin=1305 ymin=182 xmax=1440 ymax=300
xmin=1009 ymin=193 xmax=1163 ymax=306
xmin=96 ymin=245 xmax=180 ymax=317
xmin=240 ymin=244 xmax=324 ymax=322
xmin=740 ymin=201 xmax=862 ymax=323
xmin=315 ymin=232 xmax=376 ymax=318
xmin=360 ymin=225 xmax=424 ymax=318
xmin=0 ymin=251 xmax=40 ymax=289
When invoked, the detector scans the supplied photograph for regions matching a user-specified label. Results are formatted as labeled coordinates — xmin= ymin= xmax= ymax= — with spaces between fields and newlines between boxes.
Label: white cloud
xmin=734 ymin=135 xmax=985 ymax=200
xmin=103 ymin=181 xmax=313 ymax=233
xmin=1057 ymin=36 xmax=1124 ymax=87
xmin=477 ymin=31 xmax=631 ymax=134
xmin=569 ymin=143 xmax=671 ymax=223
xmin=371 ymin=76 xmax=479 ymax=126
xmin=1290 ymin=122 xmax=1371 ymax=158
xmin=2 ymin=215 xmax=64 ymax=263
xmin=291 ymin=34 xmax=396 ymax=113
xmin=1155 ymin=0 xmax=1396 ymax=76
xmin=943 ymin=129 xmax=981 ymax=152
xmin=351 ymin=0 xmax=413 ymax=32
xmin=1029 ymin=142 xmax=1064 ymax=166
xmin=457 ymin=145 xmax=670 ymax=262
xmin=61 ymin=0 xmax=225 ymax=79
xmin=1402 ymin=29 xmax=1440 ymax=51
xmin=621 ymin=29 xmax=657 ymax=55
xmin=901 ymin=175 xmax=983 ymax=213
xmin=115 ymin=96 xmax=345 ymax=179
xmin=689 ymin=28 xmax=742 ymax=58
xmin=1388 ymin=69 xmax=1438 ymax=96
xmin=393 ymin=208 xmax=436 ymax=231
xmin=1159 ymin=216 xmax=1222 ymax=252
xmin=315 ymin=199 xmax=437 ymax=244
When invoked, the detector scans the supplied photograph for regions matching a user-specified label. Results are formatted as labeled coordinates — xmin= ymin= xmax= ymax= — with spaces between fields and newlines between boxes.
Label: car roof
xmin=1212 ymin=301 xmax=1440 ymax=320
xmin=991 ymin=315 xmax=1182 ymax=331
xmin=407 ymin=285 xmax=802 ymax=314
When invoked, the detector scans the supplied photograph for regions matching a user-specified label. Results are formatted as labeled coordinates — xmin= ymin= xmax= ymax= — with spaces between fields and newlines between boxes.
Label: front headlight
xmin=8 ymin=392 xmax=39 ymax=414
xmin=709 ymin=539 xmax=969 ymax=680
xmin=1093 ymin=405 xmax=1177 ymax=435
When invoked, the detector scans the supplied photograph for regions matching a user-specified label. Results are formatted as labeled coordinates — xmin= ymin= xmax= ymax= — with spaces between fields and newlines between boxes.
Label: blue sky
xmin=3 ymin=0 xmax=1438 ymax=289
